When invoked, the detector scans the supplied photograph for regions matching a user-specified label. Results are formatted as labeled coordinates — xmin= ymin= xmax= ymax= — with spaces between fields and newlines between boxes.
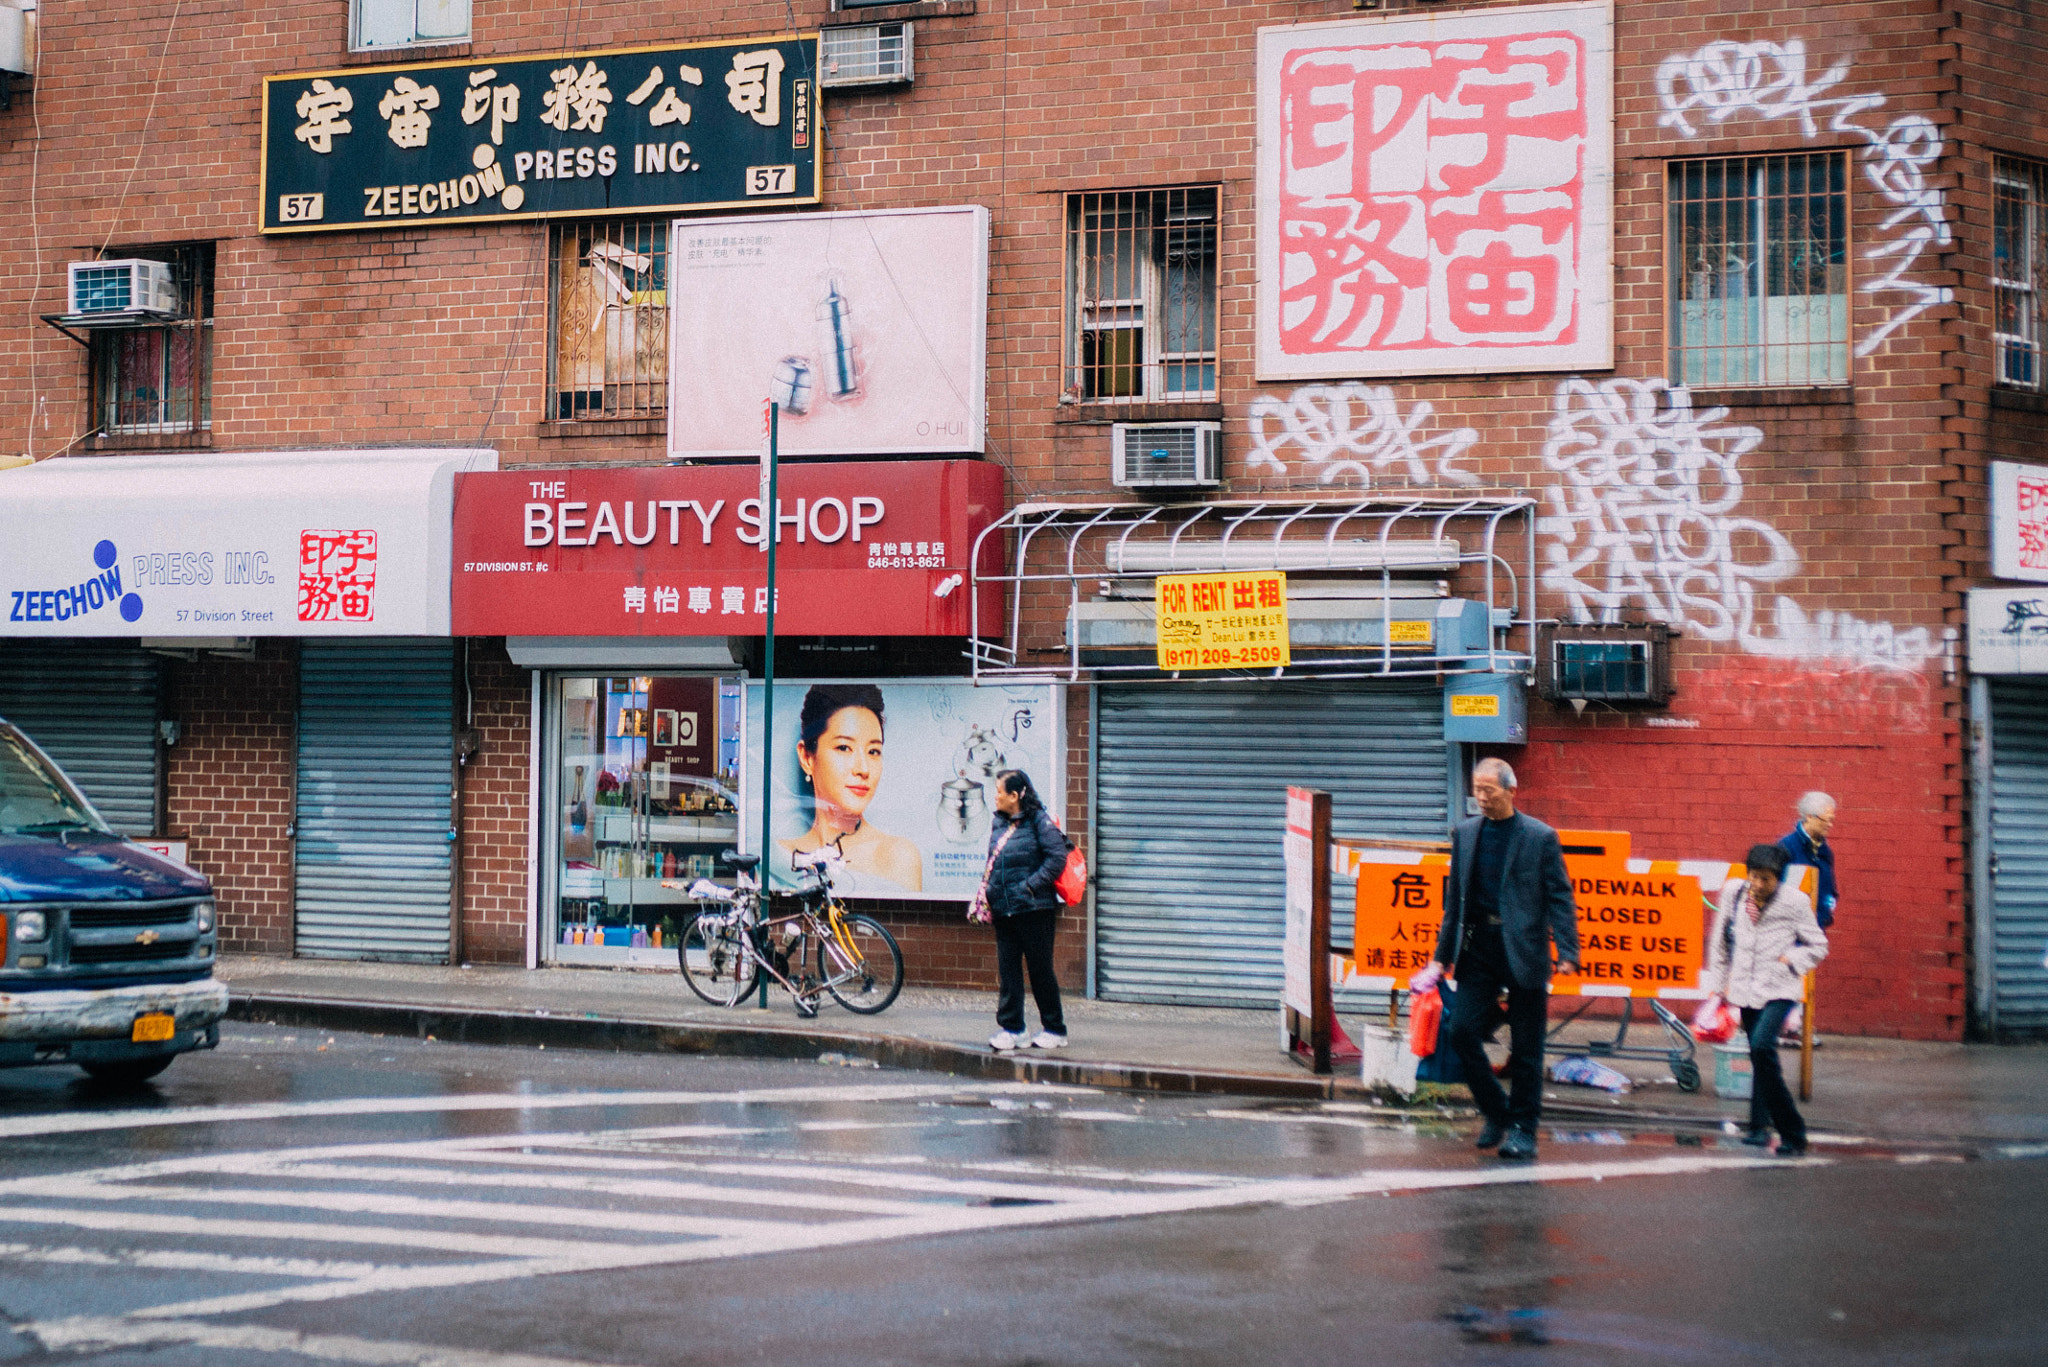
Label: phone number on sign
xmin=1159 ymin=645 xmax=1286 ymax=668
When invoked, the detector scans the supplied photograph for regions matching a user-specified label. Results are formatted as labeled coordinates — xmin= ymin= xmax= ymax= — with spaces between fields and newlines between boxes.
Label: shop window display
xmin=553 ymin=675 xmax=741 ymax=964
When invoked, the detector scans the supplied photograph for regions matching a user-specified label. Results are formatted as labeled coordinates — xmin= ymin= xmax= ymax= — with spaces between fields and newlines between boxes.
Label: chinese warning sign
xmin=1993 ymin=461 xmax=2048 ymax=583
xmin=260 ymin=37 xmax=818 ymax=233
xmin=1255 ymin=3 xmax=1613 ymax=380
xmin=1350 ymin=829 xmax=1708 ymax=996
xmin=299 ymin=529 xmax=378 ymax=623
xmin=1155 ymin=571 xmax=1290 ymax=671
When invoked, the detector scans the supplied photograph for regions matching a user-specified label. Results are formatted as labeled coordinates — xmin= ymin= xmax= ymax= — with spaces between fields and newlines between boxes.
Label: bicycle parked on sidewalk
xmin=668 ymin=849 xmax=904 ymax=1017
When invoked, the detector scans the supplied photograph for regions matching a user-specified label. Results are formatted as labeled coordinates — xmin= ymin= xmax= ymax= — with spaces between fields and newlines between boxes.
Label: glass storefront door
xmin=549 ymin=674 xmax=742 ymax=965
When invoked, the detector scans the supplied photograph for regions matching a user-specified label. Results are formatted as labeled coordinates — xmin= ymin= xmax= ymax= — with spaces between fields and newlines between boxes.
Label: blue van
xmin=0 ymin=718 xmax=225 ymax=1084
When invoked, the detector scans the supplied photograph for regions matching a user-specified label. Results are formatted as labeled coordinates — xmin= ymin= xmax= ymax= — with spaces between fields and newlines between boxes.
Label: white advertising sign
xmin=1256 ymin=1 xmax=1614 ymax=380
xmin=1969 ymin=586 xmax=2048 ymax=675
xmin=0 ymin=448 xmax=495 ymax=637
xmin=669 ymin=205 xmax=990 ymax=460
xmin=742 ymin=678 xmax=1060 ymax=902
xmin=1991 ymin=461 xmax=2048 ymax=583
xmin=1282 ymin=786 xmax=1315 ymax=1017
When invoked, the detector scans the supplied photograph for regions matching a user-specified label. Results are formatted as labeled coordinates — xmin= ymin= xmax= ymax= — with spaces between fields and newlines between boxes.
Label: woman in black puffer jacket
xmin=974 ymin=769 xmax=1070 ymax=1052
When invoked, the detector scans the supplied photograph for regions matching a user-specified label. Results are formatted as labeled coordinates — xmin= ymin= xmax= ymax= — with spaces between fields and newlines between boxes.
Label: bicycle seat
xmin=725 ymin=853 xmax=761 ymax=872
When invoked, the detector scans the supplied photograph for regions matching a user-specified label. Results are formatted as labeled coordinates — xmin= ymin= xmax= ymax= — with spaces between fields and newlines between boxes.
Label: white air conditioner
xmin=67 ymin=259 xmax=178 ymax=318
xmin=1996 ymin=333 xmax=2040 ymax=389
xmin=0 ymin=3 xmax=33 ymax=76
xmin=820 ymin=22 xmax=912 ymax=87
xmin=1112 ymin=421 xmax=1222 ymax=490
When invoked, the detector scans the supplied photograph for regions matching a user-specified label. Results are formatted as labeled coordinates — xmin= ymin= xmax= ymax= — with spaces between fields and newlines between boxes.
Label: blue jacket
xmin=1777 ymin=824 xmax=1838 ymax=929
xmin=1431 ymin=810 xmax=1580 ymax=990
xmin=984 ymin=806 xmax=1068 ymax=918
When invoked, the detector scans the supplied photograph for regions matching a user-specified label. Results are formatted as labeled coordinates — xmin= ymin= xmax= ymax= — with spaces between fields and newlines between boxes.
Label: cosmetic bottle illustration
xmin=770 ymin=355 xmax=814 ymax=415
xmin=818 ymin=279 xmax=860 ymax=400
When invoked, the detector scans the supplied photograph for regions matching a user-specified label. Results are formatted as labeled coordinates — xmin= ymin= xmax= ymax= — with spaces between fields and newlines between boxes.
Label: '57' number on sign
xmin=746 ymin=164 xmax=795 ymax=196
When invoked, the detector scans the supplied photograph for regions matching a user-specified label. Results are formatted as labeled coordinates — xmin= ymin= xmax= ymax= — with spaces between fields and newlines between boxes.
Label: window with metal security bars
xmin=1995 ymin=159 xmax=2048 ymax=392
xmin=548 ymin=221 xmax=669 ymax=422
xmin=821 ymin=23 xmax=911 ymax=87
xmin=1668 ymin=153 xmax=1849 ymax=388
xmin=1540 ymin=624 xmax=1672 ymax=704
xmin=1067 ymin=187 xmax=1218 ymax=403
xmin=90 ymin=243 xmax=213 ymax=439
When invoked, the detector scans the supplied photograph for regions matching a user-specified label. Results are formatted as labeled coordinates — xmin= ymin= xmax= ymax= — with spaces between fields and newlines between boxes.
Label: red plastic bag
xmin=1055 ymin=847 xmax=1088 ymax=905
xmin=1691 ymin=997 xmax=1739 ymax=1045
xmin=1408 ymin=986 xmax=1443 ymax=1058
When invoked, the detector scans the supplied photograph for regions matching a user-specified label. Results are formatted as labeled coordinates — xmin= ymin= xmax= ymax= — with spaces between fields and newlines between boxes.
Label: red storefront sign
xmin=451 ymin=460 xmax=1004 ymax=637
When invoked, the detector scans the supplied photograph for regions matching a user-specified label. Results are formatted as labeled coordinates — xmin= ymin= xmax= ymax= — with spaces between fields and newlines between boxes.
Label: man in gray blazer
xmin=1424 ymin=757 xmax=1580 ymax=1161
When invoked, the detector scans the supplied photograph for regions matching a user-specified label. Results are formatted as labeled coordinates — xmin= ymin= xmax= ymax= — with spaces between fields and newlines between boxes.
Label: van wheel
xmin=79 ymin=1055 xmax=176 ymax=1086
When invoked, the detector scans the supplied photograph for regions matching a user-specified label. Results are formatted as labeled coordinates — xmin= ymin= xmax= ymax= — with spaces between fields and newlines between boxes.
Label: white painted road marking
xmin=3 ymin=1081 xmax=1796 ymax=1367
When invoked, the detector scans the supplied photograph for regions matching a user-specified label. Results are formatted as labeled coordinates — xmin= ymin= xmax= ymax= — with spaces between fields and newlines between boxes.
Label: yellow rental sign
xmin=1156 ymin=571 xmax=1290 ymax=670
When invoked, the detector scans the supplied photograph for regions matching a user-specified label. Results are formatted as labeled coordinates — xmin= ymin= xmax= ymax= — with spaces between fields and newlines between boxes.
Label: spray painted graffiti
xmin=1246 ymin=384 xmax=1481 ymax=487
xmin=1655 ymin=38 xmax=1949 ymax=358
xmin=1538 ymin=376 xmax=1943 ymax=671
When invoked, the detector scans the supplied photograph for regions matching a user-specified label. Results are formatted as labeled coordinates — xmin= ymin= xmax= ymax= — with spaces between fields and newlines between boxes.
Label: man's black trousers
xmin=1446 ymin=948 xmax=1548 ymax=1134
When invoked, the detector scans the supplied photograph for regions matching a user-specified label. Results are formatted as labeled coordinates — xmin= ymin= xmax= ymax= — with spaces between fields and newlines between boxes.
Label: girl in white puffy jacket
xmin=1706 ymin=843 xmax=1829 ymax=1156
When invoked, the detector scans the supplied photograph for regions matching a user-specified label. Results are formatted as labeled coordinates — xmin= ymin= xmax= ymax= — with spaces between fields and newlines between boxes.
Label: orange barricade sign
xmin=1350 ymin=830 xmax=1737 ymax=998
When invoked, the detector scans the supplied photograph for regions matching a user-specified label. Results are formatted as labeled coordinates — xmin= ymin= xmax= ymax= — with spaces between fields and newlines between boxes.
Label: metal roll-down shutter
xmin=1988 ymin=679 xmax=2048 ymax=1035
xmin=1094 ymin=681 xmax=1448 ymax=1008
xmin=0 ymin=641 xmax=162 ymax=836
xmin=295 ymin=639 xmax=455 ymax=961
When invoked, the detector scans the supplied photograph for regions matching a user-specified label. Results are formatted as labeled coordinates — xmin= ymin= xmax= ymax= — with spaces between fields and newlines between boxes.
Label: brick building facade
xmin=4 ymin=0 xmax=2046 ymax=1041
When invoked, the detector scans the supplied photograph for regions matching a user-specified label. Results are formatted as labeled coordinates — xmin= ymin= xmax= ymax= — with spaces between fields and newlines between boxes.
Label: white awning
xmin=0 ymin=447 xmax=497 ymax=637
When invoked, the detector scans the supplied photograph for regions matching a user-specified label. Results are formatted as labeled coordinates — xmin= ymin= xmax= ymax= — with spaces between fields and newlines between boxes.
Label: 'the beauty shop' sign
xmin=450 ymin=460 xmax=1004 ymax=636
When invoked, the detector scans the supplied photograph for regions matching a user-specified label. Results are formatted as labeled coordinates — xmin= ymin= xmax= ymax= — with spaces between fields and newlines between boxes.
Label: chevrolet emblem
xmin=135 ymin=930 xmax=160 ymax=945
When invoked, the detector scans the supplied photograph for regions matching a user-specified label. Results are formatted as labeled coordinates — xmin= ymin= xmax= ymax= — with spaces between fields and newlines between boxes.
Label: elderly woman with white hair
xmin=1777 ymin=791 xmax=1839 ymax=929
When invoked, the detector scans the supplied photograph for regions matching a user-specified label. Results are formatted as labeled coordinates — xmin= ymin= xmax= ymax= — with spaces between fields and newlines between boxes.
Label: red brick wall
xmin=163 ymin=643 xmax=297 ymax=955
xmin=457 ymin=641 xmax=531 ymax=966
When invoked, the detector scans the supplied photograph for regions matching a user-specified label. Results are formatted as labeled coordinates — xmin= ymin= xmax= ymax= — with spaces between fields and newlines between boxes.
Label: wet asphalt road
xmin=0 ymin=1026 xmax=2043 ymax=1366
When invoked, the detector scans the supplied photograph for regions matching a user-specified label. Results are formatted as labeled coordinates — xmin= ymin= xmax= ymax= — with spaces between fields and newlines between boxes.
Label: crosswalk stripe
xmin=26 ymin=1314 xmax=651 ymax=1367
xmin=0 ymin=1244 xmax=389 ymax=1280
xmin=0 ymin=1205 xmax=645 ymax=1259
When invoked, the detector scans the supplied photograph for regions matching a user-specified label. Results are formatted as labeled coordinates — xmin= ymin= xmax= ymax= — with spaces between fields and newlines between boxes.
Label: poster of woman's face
xmin=743 ymin=680 xmax=1062 ymax=899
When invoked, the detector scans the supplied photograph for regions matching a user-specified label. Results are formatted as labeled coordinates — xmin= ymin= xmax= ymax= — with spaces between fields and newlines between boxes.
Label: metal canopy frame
xmin=970 ymin=494 xmax=1539 ymax=684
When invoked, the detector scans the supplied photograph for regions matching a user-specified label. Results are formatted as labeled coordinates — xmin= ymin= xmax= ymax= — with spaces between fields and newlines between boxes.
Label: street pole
xmin=758 ymin=400 xmax=779 ymax=1010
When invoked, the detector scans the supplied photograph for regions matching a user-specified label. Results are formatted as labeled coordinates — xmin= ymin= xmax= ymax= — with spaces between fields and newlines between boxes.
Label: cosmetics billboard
xmin=740 ymin=679 xmax=1061 ymax=900
xmin=667 ymin=205 xmax=989 ymax=459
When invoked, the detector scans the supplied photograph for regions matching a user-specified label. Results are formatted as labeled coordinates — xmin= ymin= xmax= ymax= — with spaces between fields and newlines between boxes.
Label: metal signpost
xmin=758 ymin=400 xmax=779 ymax=1009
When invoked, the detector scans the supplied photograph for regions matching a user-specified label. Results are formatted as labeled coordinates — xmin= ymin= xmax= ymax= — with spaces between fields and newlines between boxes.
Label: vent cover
xmin=821 ymin=23 xmax=912 ymax=87
xmin=1111 ymin=422 xmax=1222 ymax=489
xmin=67 ymin=259 xmax=178 ymax=318
xmin=1539 ymin=623 xmax=1673 ymax=704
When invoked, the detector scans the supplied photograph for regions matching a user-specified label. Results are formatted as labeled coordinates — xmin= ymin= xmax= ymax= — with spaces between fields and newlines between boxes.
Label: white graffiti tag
xmin=1247 ymin=384 xmax=1480 ymax=488
xmin=1655 ymin=38 xmax=1950 ymax=358
xmin=1538 ymin=377 xmax=1941 ymax=671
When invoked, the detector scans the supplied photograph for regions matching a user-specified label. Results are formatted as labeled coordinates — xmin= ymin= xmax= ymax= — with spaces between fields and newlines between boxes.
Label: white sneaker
xmin=1030 ymin=1031 xmax=1069 ymax=1050
xmin=989 ymin=1030 xmax=1030 ymax=1052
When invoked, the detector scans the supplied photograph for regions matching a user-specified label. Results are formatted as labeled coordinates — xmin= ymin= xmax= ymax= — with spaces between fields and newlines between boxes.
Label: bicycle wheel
xmin=817 ymin=912 xmax=904 ymax=1015
xmin=678 ymin=912 xmax=759 ymax=1007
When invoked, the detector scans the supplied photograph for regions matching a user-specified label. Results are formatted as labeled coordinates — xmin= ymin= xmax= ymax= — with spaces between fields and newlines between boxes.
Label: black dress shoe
xmin=1474 ymin=1119 xmax=1507 ymax=1150
xmin=1497 ymin=1128 xmax=1538 ymax=1161
xmin=1740 ymin=1129 xmax=1773 ymax=1147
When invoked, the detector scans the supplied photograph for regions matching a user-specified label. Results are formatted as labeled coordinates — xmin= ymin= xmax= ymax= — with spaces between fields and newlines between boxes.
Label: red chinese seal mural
xmin=298 ymin=528 xmax=379 ymax=623
xmin=1257 ymin=2 xmax=1613 ymax=379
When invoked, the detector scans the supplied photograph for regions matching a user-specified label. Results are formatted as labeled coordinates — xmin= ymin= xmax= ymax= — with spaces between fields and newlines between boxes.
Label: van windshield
xmin=0 ymin=728 xmax=112 ymax=837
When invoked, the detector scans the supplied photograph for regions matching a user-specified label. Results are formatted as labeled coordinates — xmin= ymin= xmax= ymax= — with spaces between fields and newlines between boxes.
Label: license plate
xmin=130 ymin=1013 xmax=175 ymax=1043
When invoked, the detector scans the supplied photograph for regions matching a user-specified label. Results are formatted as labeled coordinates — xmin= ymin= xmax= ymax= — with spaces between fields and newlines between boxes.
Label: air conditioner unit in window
xmin=66 ymin=259 xmax=177 ymax=318
xmin=1112 ymin=421 xmax=1222 ymax=490
xmin=1996 ymin=333 xmax=2040 ymax=389
xmin=820 ymin=22 xmax=912 ymax=87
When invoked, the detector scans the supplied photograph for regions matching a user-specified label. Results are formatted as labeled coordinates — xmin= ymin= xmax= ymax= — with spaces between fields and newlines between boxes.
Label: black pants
xmin=1741 ymin=1000 xmax=1806 ymax=1145
xmin=994 ymin=906 xmax=1065 ymax=1036
xmin=1447 ymin=942 xmax=1548 ymax=1134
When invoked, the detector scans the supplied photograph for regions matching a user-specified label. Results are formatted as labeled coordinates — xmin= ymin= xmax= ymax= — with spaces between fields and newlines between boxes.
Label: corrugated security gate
xmin=1094 ymin=682 xmax=1449 ymax=1007
xmin=0 ymin=642 xmax=161 ymax=835
xmin=295 ymin=640 xmax=456 ymax=961
xmin=1988 ymin=679 xmax=2048 ymax=1035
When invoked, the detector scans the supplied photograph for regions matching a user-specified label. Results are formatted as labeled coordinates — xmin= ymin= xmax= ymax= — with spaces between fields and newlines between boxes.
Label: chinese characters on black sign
xmin=260 ymin=37 xmax=819 ymax=233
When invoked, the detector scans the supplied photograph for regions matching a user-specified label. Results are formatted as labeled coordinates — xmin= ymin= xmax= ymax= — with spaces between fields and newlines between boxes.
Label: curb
xmin=227 ymin=992 xmax=1341 ymax=1101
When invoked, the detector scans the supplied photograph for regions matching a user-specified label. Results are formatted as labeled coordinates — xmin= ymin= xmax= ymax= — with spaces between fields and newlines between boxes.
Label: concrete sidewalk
xmin=216 ymin=955 xmax=2048 ymax=1147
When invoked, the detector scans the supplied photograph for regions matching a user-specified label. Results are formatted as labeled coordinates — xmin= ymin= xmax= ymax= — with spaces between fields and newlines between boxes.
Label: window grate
xmin=91 ymin=244 xmax=213 ymax=438
xmin=1067 ymin=187 xmax=1218 ymax=404
xmin=548 ymin=220 xmax=669 ymax=422
xmin=1995 ymin=158 xmax=2048 ymax=392
xmin=1668 ymin=153 xmax=1849 ymax=388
